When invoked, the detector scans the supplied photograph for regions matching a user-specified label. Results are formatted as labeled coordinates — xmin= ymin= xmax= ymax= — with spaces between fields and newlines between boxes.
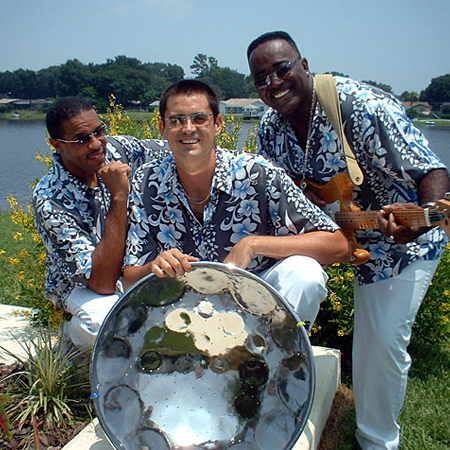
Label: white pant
xmin=64 ymin=287 xmax=122 ymax=351
xmin=353 ymin=258 xmax=440 ymax=450
xmin=259 ymin=255 xmax=329 ymax=329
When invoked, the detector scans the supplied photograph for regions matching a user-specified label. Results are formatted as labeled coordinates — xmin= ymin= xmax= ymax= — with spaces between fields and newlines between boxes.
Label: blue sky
xmin=1 ymin=0 xmax=449 ymax=95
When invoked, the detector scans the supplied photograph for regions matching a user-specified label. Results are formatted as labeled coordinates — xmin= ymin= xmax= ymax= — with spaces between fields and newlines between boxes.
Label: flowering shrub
xmin=103 ymin=95 xmax=161 ymax=139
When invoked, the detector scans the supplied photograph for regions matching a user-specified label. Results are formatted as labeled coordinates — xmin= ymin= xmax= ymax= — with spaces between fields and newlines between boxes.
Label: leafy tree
xmin=421 ymin=74 xmax=450 ymax=103
xmin=398 ymin=91 xmax=419 ymax=102
xmin=190 ymin=54 xmax=218 ymax=78
xmin=0 ymin=70 xmax=23 ymax=97
xmin=55 ymin=59 xmax=90 ymax=98
xmin=326 ymin=71 xmax=350 ymax=78
xmin=36 ymin=66 xmax=60 ymax=98
xmin=144 ymin=62 xmax=184 ymax=84
xmin=362 ymin=79 xmax=393 ymax=94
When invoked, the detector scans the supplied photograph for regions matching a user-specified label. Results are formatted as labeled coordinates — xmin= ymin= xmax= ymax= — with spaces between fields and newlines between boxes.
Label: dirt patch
xmin=318 ymin=383 xmax=355 ymax=450
xmin=0 ymin=363 xmax=90 ymax=450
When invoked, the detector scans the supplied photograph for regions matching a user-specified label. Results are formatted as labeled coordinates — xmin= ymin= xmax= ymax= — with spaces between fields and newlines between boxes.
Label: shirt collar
xmin=156 ymin=147 xmax=234 ymax=197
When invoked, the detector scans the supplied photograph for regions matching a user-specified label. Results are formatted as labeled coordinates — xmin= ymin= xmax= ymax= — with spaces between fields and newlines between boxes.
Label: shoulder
xmin=335 ymin=76 xmax=405 ymax=114
xmin=107 ymin=135 xmax=171 ymax=161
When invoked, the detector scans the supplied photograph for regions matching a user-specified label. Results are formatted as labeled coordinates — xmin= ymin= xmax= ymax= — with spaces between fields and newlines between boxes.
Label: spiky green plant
xmin=0 ymin=330 xmax=91 ymax=429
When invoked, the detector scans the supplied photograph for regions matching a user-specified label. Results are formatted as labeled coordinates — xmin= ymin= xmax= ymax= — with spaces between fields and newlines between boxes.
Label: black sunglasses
xmin=57 ymin=123 xmax=108 ymax=146
xmin=254 ymin=59 xmax=301 ymax=89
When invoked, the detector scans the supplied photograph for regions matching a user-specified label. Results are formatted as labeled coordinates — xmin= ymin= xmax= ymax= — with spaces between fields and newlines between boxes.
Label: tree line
xmin=0 ymin=54 xmax=449 ymax=112
xmin=0 ymin=54 xmax=258 ymax=112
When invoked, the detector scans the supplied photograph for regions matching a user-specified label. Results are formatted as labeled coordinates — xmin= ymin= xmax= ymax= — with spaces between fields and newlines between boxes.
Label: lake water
xmin=0 ymin=120 xmax=449 ymax=211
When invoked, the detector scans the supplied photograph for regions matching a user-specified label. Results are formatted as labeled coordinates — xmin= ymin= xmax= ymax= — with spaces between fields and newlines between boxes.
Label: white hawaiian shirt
xmin=258 ymin=76 xmax=448 ymax=285
xmin=33 ymin=136 xmax=170 ymax=309
xmin=125 ymin=147 xmax=339 ymax=274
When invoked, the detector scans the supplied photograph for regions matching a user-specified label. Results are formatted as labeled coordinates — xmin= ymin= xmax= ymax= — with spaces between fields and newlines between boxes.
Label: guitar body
xmin=300 ymin=172 xmax=370 ymax=265
xmin=298 ymin=172 xmax=450 ymax=266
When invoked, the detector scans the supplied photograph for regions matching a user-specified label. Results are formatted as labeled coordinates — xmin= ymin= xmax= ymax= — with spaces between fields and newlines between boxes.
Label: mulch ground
xmin=0 ymin=363 xmax=89 ymax=450
xmin=318 ymin=383 xmax=355 ymax=450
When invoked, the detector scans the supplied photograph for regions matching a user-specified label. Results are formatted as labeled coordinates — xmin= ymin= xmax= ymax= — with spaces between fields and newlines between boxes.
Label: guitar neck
xmin=336 ymin=209 xmax=437 ymax=230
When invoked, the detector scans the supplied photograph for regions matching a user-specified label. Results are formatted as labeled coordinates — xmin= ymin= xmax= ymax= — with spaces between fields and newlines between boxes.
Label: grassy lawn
xmin=1 ymin=210 xmax=449 ymax=448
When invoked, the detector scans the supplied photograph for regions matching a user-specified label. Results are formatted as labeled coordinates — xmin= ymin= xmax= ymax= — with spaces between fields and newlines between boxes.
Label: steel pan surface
xmin=91 ymin=262 xmax=315 ymax=450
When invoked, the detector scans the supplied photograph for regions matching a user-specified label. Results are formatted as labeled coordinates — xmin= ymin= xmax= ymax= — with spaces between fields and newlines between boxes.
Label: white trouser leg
xmin=64 ymin=287 xmax=122 ymax=351
xmin=259 ymin=255 xmax=328 ymax=329
xmin=353 ymin=258 xmax=440 ymax=450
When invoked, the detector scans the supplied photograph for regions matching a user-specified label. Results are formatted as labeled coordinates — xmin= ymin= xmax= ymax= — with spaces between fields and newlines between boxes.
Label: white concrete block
xmin=293 ymin=347 xmax=341 ymax=450
xmin=62 ymin=419 xmax=113 ymax=450
xmin=0 ymin=305 xmax=40 ymax=364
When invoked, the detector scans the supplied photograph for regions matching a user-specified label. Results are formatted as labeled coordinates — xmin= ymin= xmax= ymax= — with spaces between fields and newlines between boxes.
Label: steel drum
xmin=91 ymin=262 xmax=315 ymax=450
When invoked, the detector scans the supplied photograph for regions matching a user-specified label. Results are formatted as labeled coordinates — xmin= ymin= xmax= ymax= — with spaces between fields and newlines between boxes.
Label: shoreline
xmin=1 ymin=111 xmax=450 ymax=127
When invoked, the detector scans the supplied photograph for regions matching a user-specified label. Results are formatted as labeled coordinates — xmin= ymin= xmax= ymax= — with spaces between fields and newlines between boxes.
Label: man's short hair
xmin=159 ymin=80 xmax=220 ymax=119
xmin=46 ymin=96 xmax=94 ymax=139
xmin=247 ymin=31 xmax=301 ymax=60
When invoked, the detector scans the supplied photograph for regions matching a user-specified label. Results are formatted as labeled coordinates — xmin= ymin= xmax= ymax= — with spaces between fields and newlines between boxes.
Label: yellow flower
xmin=333 ymin=302 xmax=343 ymax=312
xmin=8 ymin=257 xmax=20 ymax=265
xmin=329 ymin=292 xmax=338 ymax=301
xmin=13 ymin=232 xmax=23 ymax=241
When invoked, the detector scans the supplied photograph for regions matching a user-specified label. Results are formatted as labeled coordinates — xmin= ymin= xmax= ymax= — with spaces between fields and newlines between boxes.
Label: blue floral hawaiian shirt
xmin=258 ymin=76 xmax=448 ymax=285
xmin=124 ymin=147 xmax=339 ymax=274
xmin=33 ymin=136 xmax=170 ymax=309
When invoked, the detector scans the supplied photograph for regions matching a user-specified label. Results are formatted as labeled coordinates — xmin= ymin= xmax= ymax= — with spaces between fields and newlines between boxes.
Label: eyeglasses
xmin=56 ymin=123 xmax=108 ymax=146
xmin=254 ymin=59 xmax=301 ymax=89
xmin=162 ymin=113 xmax=213 ymax=129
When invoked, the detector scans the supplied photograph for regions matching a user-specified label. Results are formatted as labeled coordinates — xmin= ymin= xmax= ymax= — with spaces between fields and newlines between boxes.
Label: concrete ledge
xmin=0 ymin=305 xmax=40 ymax=364
xmin=293 ymin=347 xmax=341 ymax=449
xmin=63 ymin=346 xmax=341 ymax=450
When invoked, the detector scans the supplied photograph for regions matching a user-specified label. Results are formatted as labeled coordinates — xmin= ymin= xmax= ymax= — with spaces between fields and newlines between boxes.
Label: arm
xmin=378 ymin=168 xmax=450 ymax=244
xmin=87 ymin=161 xmax=131 ymax=294
xmin=223 ymin=230 xmax=351 ymax=269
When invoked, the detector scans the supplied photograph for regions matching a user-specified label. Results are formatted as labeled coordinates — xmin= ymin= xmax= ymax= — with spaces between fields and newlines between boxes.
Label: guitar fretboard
xmin=335 ymin=210 xmax=444 ymax=230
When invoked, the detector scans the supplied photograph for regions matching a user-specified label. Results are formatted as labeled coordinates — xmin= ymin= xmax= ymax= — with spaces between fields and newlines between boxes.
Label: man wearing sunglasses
xmin=33 ymin=96 xmax=170 ymax=351
xmin=123 ymin=80 xmax=351 ymax=329
xmin=247 ymin=31 xmax=450 ymax=450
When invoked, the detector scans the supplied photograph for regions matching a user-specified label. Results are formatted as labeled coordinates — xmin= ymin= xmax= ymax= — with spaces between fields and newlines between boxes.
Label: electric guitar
xmin=295 ymin=172 xmax=450 ymax=265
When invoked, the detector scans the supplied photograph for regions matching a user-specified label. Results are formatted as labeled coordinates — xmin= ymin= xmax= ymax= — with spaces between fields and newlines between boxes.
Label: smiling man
xmin=247 ymin=31 xmax=450 ymax=450
xmin=33 ymin=96 xmax=169 ymax=351
xmin=123 ymin=80 xmax=351 ymax=329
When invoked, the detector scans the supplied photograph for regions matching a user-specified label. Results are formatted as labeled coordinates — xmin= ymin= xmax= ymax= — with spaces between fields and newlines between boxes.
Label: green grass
xmin=335 ymin=340 xmax=450 ymax=449
xmin=413 ymin=118 xmax=450 ymax=127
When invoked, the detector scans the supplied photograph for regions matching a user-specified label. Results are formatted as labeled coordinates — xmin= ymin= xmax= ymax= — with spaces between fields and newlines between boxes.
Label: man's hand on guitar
xmin=378 ymin=203 xmax=429 ymax=245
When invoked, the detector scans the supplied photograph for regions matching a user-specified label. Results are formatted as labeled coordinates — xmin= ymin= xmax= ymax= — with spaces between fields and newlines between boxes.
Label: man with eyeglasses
xmin=247 ymin=31 xmax=450 ymax=450
xmin=32 ymin=96 xmax=170 ymax=351
xmin=123 ymin=80 xmax=351 ymax=329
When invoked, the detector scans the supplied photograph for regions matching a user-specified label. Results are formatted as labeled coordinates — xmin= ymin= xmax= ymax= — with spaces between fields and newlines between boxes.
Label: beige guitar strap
xmin=315 ymin=74 xmax=364 ymax=185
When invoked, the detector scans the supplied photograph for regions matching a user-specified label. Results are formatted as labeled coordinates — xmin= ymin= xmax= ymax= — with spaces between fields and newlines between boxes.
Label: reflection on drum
xmin=91 ymin=262 xmax=315 ymax=450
